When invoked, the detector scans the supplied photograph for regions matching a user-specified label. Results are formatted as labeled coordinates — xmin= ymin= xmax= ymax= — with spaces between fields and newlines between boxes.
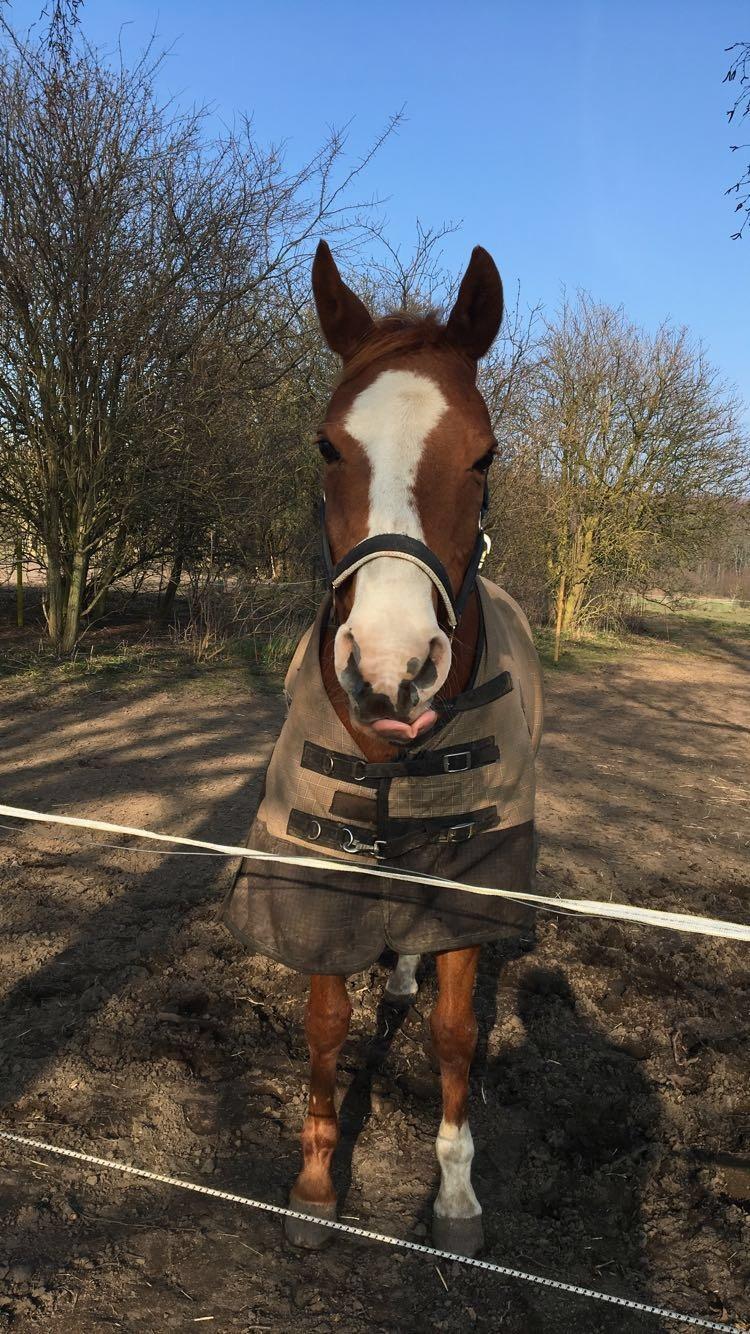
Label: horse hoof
xmin=383 ymin=988 xmax=417 ymax=1008
xmin=284 ymin=1193 xmax=338 ymax=1249
xmin=431 ymin=1211 xmax=484 ymax=1258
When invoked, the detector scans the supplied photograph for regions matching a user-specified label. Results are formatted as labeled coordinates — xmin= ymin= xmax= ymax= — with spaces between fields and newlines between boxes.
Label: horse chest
xmin=222 ymin=578 xmax=543 ymax=975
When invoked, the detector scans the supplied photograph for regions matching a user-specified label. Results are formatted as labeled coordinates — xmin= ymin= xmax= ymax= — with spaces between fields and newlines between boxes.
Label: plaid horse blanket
xmin=222 ymin=577 xmax=543 ymax=974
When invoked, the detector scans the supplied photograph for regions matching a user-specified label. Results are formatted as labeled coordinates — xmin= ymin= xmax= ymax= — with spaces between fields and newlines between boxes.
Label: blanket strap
xmin=435 ymin=670 xmax=513 ymax=722
xmin=287 ymin=806 xmax=498 ymax=860
xmin=300 ymin=737 xmax=500 ymax=786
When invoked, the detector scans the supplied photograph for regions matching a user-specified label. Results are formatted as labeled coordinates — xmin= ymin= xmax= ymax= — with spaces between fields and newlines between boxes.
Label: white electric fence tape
xmin=1 ymin=806 xmax=747 ymax=1329
xmin=0 ymin=1129 xmax=742 ymax=1333
xmin=0 ymin=804 xmax=748 ymax=942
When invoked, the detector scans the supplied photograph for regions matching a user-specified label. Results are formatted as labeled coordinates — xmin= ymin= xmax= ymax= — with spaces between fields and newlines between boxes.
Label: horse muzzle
xmin=334 ymin=609 xmax=449 ymax=740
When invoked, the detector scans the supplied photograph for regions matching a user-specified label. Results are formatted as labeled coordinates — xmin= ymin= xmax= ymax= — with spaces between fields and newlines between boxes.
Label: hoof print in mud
xmin=284 ymin=1195 xmax=338 ymax=1249
xmin=431 ymin=1211 xmax=484 ymax=1258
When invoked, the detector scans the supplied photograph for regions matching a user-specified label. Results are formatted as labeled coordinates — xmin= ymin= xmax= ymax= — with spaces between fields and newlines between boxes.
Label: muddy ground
xmin=0 ymin=607 xmax=748 ymax=1332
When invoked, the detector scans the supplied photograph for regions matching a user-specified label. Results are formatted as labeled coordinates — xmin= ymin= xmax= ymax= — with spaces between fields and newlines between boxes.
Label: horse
xmin=222 ymin=240 xmax=543 ymax=1258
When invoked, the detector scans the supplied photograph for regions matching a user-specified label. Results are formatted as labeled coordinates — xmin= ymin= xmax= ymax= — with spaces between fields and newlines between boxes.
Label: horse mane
xmin=337 ymin=312 xmax=470 ymax=385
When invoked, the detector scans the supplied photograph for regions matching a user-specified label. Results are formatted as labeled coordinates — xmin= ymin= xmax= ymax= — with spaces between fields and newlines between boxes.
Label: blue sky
xmin=10 ymin=0 xmax=750 ymax=420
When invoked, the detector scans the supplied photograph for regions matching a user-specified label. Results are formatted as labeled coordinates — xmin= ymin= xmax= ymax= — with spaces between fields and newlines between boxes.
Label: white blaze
xmin=345 ymin=368 xmax=446 ymax=538
xmin=336 ymin=369 xmax=451 ymax=706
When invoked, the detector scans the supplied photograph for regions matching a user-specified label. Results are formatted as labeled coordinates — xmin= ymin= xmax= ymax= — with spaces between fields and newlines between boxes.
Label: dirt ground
xmin=0 ymin=608 xmax=748 ymax=1333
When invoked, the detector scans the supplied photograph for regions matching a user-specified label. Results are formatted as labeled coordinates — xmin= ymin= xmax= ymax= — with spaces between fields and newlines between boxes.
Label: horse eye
xmin=318 ymin=438 xmax=341 ymax=463
xmin=472 ymin=446 xmax=497 ymax=473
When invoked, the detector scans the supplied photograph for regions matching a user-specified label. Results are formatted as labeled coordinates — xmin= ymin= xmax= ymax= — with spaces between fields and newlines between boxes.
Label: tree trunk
xmin=43 ymin=448 xmax=67 ymax=651
xmin=60 ymin=546 xmax=89 ymax=654
xmin=87 ymin=585 xmax=108 ymax=620
xmin=45 ymin=547 xmax=65 ymax=651
xmin=561 ymin=581 xmax=587 ymax=633
xmin=85 ymin=524 xmax=127 ymax=623
xmin=553 ymin=571 xmax=566 ymax=664
xmin=158 ymin=547 xmax=184 ymax=629
xmin=559 ymin=521 xmax=597 ymax=634
xmin=15 ymin=537 xmax=24 ymax=629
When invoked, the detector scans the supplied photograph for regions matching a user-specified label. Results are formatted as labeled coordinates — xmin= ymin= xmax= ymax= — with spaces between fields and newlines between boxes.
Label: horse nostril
xmin=413 ymin=652 xmax=439 ymax=692
xmin=338 ymin=628 xmax=360 ymax=666
xmin=428 ymin=635 xmax=448 ymax=673
xmin=340 ymin=641 xmax=366 ymax=701
xmin=339 ymin=643 xmax=396 ymax=722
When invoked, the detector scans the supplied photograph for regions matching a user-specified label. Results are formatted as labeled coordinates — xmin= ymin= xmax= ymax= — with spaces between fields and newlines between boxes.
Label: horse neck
xmin=319 ymin=588 xmax=481 ymax=763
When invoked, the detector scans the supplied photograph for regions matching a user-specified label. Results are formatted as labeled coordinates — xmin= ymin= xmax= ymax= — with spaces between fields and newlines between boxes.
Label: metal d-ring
xmin=339 ymin=826 xmax=379 ymax=856
xmin=339 ymin=827 xmax=357 ymax=853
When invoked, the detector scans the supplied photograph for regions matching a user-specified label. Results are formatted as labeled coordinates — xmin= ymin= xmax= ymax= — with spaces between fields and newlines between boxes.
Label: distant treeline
xmin=0 ymin=21 xmax=747 ymax=653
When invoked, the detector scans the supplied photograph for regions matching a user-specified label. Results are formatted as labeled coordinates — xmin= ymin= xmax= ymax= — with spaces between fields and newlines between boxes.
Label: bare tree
xmin=0 ymin=24 xmax=397 ymax=651
xmin=356 ymin=218 xmax=461 ymax=314
xmin=725 ymin=41 xmax=750 ymax=239
xmin=509 ymin=296 xmax=747 ymax=654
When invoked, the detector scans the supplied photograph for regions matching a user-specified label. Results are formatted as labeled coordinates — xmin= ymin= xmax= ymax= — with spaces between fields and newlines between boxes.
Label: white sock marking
xmin=434 ymin=1119 xmax=482 ymax=1220
xmin=385 ymin=953 xmax=420 ymax=999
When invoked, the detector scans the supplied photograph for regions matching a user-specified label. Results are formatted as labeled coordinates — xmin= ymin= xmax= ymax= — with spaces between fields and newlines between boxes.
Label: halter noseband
xmin=320 ymin=478 xmax=490 ymax=633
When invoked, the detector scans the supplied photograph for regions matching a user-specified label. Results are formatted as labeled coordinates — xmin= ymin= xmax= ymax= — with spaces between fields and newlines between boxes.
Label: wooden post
xmin=15 ymin=536 xmax=24 ymax=629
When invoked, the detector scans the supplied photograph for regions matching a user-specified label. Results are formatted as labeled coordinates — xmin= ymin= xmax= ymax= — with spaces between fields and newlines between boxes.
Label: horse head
xmin=313 ymin=240 xmax=503 ymax=743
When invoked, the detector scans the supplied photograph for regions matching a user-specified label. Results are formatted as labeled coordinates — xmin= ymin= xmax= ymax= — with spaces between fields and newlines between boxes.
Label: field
xmin=0 ymin=595 xmax=748 ymax=1332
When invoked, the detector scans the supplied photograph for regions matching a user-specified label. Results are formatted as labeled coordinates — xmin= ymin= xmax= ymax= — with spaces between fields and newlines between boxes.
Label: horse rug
xmin=222 ymin=577 xmax=544 ymax=974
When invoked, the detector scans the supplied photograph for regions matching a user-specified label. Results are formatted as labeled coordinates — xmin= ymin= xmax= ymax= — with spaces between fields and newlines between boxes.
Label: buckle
xmin=323 ymin=753 xmax=335 ymax=775
xmin=351 ymin=760 xmax=367 ymax=783
xmin=307 ymin=819 xmax=322 ymax=841
xmin=443 ymin=751 xmax=471 ymax=773
xmin=445 ymin=821 xmax=475 ymax=844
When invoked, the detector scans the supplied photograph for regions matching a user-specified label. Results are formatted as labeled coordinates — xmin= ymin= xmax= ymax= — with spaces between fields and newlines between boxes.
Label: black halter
xmin=320 ymin=478 xmax=490 ymax=633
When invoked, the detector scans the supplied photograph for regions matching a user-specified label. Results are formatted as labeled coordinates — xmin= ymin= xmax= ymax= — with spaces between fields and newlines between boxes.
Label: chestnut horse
xmin=283 ymin=241 xmax=517 ymax=1257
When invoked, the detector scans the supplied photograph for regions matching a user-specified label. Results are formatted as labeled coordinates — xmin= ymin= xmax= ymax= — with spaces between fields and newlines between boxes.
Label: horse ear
xmin=445 ymin=247 xmax=504 ymax=361
xmin=312 ymin=240 xmax=374 ymax=360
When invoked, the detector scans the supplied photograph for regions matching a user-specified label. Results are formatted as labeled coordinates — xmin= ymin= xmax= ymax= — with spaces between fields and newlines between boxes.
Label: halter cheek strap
xmin=320 ymin=479 xmax=491 ymax=634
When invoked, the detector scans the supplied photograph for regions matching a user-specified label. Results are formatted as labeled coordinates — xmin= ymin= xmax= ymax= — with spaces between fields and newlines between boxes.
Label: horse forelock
xmin=336 ymin=313 xmax=474 ymax=387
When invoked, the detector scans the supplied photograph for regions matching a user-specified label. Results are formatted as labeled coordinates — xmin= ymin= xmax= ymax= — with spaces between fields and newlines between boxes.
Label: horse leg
xmin=284 ymin=973 xmax=352 ymax=1249
xmin=385 ymin=952 xmax=421 ymax=1005
xmin=430 ymin=946 xmax=483 ymax=1257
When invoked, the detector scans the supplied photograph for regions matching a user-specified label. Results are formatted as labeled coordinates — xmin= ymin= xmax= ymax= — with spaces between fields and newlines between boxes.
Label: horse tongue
xmin=371 ymin=708 xmax=438 ymax=742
